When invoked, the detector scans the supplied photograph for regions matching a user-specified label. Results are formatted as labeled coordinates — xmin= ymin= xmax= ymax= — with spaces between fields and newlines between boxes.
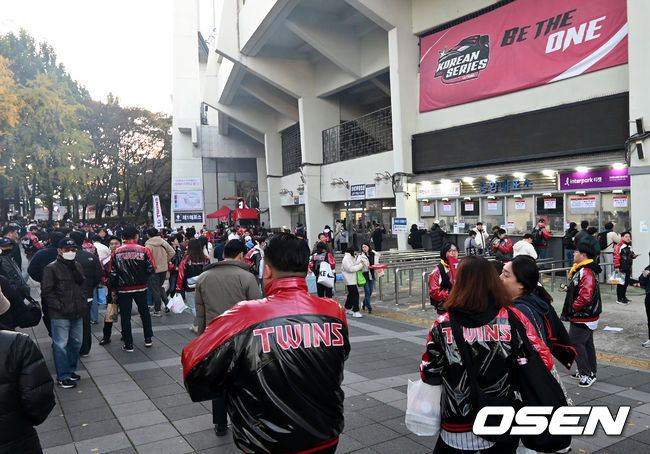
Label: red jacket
xmin=429 ymin=263 xmax=454 ymax=303
xmin=182 ymin=277 xmax=350 ymax=453
xmin=108 ymin=240 xmax=157 ymax=292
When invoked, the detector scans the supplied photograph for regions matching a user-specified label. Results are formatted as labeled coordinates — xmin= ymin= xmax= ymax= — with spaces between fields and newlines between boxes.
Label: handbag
xmin=168 ymin=294 xmax=188 ymax=314
xmin=18 ymin=297 xmax=42 ymax=328
xmin=506 ymin=308 xmax=571 ymax=452
xmin=356 ymin=271 xmax=366 ymax=286
xmin=317 ymin=260 xmax=335 ymax=289
xmin=405 ymin=379 xmax=442 ymax=436
xmin=104 ymin=302 xmax=118 ymax=323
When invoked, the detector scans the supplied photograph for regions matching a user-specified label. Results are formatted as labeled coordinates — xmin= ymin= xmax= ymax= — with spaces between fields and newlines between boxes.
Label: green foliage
xmin=0 ymin=30 xmax=171 ymax=223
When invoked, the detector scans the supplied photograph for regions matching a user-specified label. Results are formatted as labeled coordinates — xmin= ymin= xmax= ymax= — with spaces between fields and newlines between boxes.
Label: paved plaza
xmin=24 ymin=295 xmax=650 ymax=454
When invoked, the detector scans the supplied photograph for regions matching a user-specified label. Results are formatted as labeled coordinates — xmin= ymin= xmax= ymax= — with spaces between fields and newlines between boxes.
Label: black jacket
xmin=75 ymin=250 xmax=102 ymax=299
xmin=27 ymin=245 xmax=58 ymax=283
xmin=0 ymin=330 xmax=55 ymax=453
xmin=108 ymin=240 xmax=156 ymax=292
xmin=562 ymin=261 xmax=602 ymax=323
xmin=429 ymin=225 xmax=446 ymax=252
xmin=41 ymin=258 xmax=87 ymax=320
xmin=0 ymin=276 xmax=26 ymax=330
xmin=0 ymin=253 xmax=29 ymax=298
xmin=183 ymin=278 xmax=350 ymax=453
xmin=421 ymin=304 xmax=553 ymax=433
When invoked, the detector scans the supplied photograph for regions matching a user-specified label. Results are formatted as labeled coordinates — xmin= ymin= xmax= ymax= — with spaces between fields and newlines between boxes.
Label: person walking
xmin=193 ymin=239 xmax=261 ymax=436
xmin=341 ymin=245 xmax=364 ymax=318
xmin=421 ymin=255 xmax=553 ymax=453
xmin=174 ymin=238 xmax=210 ymax=333
xmin=183 ymin=233 xmax=350 ymax=453
xmin=145 ymin=228 xmax=175 ymax=317
xmin=613 ymin=231 xmax=638 ymax=305
xmin=360 ymin=242 xmax=381 ymax=313
xmin=561 ymin=241 xmax=602 ymax=387
xmin=0 ymin=290 xmax=56 ymax=453
xmin=108 ymin=226 xmax=156 ymax=352
xmin=429 ymin=242 xmax=458 ymax=314
xmin=309 ymin=241 xmax=337 ymax=298
xmin=513 ymin=233 xmax=537 ymax=259
xmin=531 ymin=219 xmax=551 ymax=260
xmin=371 ymin=224 xmax=386 ymax=251
xmin=471 ymin=222 xmax=489 ymax=255
xmin=41 ymin=238 xmax=87 ymax=389
xmin=99 ymin=236 xmax=122 ymax=346
xmin=69 ymin=232 xmax=102 ymax=358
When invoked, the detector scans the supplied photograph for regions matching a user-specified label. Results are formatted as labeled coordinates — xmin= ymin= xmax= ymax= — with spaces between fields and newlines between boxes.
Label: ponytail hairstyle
xmin=510 ymin=255 xmax=553 ymax=305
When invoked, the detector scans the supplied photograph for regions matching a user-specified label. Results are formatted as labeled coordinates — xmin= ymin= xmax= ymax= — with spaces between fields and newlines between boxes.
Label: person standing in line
xmin=491 ymin=228 xmax=513 ymax=273
xmin=563 ymin=222 xmax=578 ymax=265
xmin=360 ymin=242 xmax=381 ymax=314
xmin=429 ymin=220 xmax=447 ymax=254
xmin=309 ymin=241 xmax=337 ymax=298
xmin=1 ymin=225 xmax=22 ymax=272
xmin=145 ymin=228 xmax=175 ymax=317
xmin=193 ymin=239 xmax=262 ymax=436
xmin=69 ymin=232 xmax=102 ymax=358
xmin=99 ymin=236 xmax=122 ymax=346
xmin=20 ymin=225 xmax=45 ymax=263
xmin=561 ymin=241 xmax=602 ymax=388
xmin=531 ymin=219 xmax=551 ymax=260
xmin=108 ymin=226 xmax=156 ymax=352
xmin=578 ymin=227 xmax=601 ymax=259
xmin=371 ymin=224 xmax=386 ymax=251
xmin=0 ymin=238 xmax=29 ymax=299
xmin=429 ymin=242 xmax=458 ymax=314
xmin=471 ymin=222 xmax=489 ymax=255
xmin=341 ymin=245 xmax=364 ymax=318
xmin=41 ymin=238 xmax=87 ymax=389
xmin=599 ymin=222 xmax=621 ymax=281
xmin=174 ymin=239 xmax=210 ymax=333
xmin=92 ymin=234 xmax=111 ymax=323
xmin=573 ymin=220 xmax=590 ymax=246
xmin=0 ymin=288 xmax=56 ymax=453
xmin=183 ymin=233 xmax=350 ymax=453
xmin=513 ymin=233 xmax=537 ymax=259
xmin=335 ymin=226 xmax=349 ymax=253
xmin=613 ymin=231 xmax=638 ymax=305
xmin=639 ymin=264 xmax=650 ymax=348
xmin=463 ymin=230 xmax=479 ymax=256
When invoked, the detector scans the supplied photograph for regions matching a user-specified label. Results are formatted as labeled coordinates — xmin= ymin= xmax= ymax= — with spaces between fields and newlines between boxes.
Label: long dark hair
xmin=510 ymin=255 xmax=553 ymax=304
xmin=186 ymin=238 xmax=205 ymax=263
xmin=444 ymin=256 xmax=510 ymax=312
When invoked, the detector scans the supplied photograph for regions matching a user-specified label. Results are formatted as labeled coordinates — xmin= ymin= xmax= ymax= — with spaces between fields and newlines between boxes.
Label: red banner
xmin=419 ymin=0 xmax=628 ymax=112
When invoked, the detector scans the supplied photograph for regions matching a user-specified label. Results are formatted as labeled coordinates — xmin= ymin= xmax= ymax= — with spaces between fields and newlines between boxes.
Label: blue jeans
xmin=146 ymin=286 xmax=153 ymax=307
xmin=91 ymin=287 xmax=107 ymax=322
xmin=51 ymin=318 xmax=82 ymax=381
xmin=363 ymin=279 xmax=375 ymax=310
xmin=186 ymin=292 xmax=196 ymax=325
xmin=118 ymin=291 xmax=153 ymax=347
xmin=535 ymin=247 xmax=548 ymax=259
xmin=565 ymin=249 xmax=575 ymax=265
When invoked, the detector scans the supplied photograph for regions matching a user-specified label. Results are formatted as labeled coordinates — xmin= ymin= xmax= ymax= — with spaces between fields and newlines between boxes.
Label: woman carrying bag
xmin=341 ymin=245 xmax=364 ymax=318
xmin=360 ymin=242 xmax=381 ymax=314
xmin=420 ymin=256 xmax=560 ymax=454
xmin=174 ymin=239 xmax=210 ymax=333
xmin=309 ymin=241 xmax=337 ymax=298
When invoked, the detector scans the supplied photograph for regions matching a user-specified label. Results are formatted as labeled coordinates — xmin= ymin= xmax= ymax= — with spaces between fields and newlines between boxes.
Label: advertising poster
xmin=152 ymin=195 xmax=164 ymax=229
xmin=515 ymin=200 xmax=526 ymax=210
xmin=544 ymin=198 xmax=557 ymax=209
xmin=172 ymin=191 xmax=204 ymax=211
xmin=365 ymin=184 xmax=376 ymax=199
xmin=392 ymin=217 xmax=408 ymax=234
xmin=351 ymin=184 xmax=366 ymax=200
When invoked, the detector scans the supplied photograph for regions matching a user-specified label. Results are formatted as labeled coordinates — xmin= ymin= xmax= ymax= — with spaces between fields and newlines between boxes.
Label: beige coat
xmin=145 ymin=236 xmax=175 ymax=273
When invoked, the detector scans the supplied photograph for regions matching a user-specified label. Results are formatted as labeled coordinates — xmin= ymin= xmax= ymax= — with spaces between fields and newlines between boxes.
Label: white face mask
xmin=62 ymin=251 xmax=77 ymax=260
xmin=324 ymin=229 xmax=330 ymax=233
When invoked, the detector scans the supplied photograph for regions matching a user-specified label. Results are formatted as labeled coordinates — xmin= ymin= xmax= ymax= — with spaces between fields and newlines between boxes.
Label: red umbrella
xmin=206 ymin=206 xmax=231 ymax=220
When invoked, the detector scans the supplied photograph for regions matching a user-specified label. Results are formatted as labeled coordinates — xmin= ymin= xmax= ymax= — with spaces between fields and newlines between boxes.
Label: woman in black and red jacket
xmin=174 ymin=239 xmax=209 ymax=333
xmin=421 ymin=256 xmax=553 ymax=454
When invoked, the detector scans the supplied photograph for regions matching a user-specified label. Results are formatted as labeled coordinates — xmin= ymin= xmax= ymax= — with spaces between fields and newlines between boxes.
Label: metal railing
xmin=322 ymin=106 xmax=392 ymax=164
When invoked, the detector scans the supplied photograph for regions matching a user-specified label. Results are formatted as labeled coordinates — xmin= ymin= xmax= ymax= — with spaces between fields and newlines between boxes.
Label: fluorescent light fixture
xmin=576 ymin=191 xmax=586 ymax=196
xmin=486 ymin=174 xmax=497 ymax=182
xmin=463 ymin=197 xmax=471 ymax=200
xmin=612 ymin=163 xmax=626 ymax=170
xmin=440 ymin=179 xmax=452 ymax=185
xmin=513 ymin=194 xmax=522 ymax=198
xmin=462 ymin=177 xmax=474 ymax=183
xmin=513 ymin=172 xmax=526 ymax=179
xmin=542 ymin=169 xmax=555 ymax=177
xmin=612 ymin=189 xmax=624 ymax=194
xmin=421 ymin=180 xmax=432 ymax=186
xmin=487 ymin=196 xmax=496 ymax=199
xmin=576 ymin=166 xmax=589 ymax=173
xmin=542 ymin=192 xmax=552 ymax=197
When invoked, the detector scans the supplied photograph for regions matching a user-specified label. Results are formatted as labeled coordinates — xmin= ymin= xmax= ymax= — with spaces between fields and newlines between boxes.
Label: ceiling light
xmin=486 ymin=174 xmax=497 ymax=182
xmin=513 ymin=172 xmax=526 ymax=179
xmin=612 ymin=189 xmax=623 ymax=194
xmin=576 ymin=191 xmax=586 ymax=196
xmin=421 ymin=180 xmax=432 ymax=186
xmin=576 ymin=166 xmax=589 ymax=173
xmin=542 ymin=192 xmax=552 ymax=197
xmin=462 ymin=177 xmax=474 ymax=183
xmin=612 ymin=163 xmax=626 ymax=170
xmin=440 ymin=179 xmax=451 ymax=185
xmin=542 ymin=169 xmax=555 ymax=177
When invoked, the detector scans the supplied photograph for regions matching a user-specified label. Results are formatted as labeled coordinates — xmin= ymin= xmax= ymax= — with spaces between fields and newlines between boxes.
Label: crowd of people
xmin=0 ymin=214 xmax=648 ymax=453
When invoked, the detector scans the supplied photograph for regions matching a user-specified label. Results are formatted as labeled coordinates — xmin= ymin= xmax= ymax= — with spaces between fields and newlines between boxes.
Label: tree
xmin=0 ymin=56 xmax=20 ymax=136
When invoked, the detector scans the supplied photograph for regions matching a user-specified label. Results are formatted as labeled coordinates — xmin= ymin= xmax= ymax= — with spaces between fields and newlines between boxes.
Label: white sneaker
xmin=616 ymin=300 xmax=629 ymax=305
xmin=346 ymin=309 xmax=353 ymax=315
xmin=642 ymin=340 xmax=650 ymax=348
xmin=189 ymin=325 xmax=198 ymax=333
xmin=578 ymin=374 xmax=596 ymax=388
xmin=569 ymin=371 xmax=581 ymax=380
xmin=352 ymin=311 xmax=363 ymax=318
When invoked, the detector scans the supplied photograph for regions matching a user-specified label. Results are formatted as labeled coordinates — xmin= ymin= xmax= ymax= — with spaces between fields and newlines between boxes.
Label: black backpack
xmin=597 ymin=231 xmax=609 ymax=250
xmin=531 ymin=227 xmax=544 ymax=247
xmin=562 ymin=230 xmax=576 ymax=249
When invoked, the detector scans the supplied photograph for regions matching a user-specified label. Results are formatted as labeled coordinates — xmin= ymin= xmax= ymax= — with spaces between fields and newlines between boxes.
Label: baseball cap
xmin=58 ymin=238 xmax=77 ymax=249
xmin=0 ymin=238 xmax=12 ymax=248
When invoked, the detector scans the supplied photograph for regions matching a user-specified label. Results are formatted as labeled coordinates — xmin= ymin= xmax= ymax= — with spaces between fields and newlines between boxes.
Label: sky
xmin=0 ymin=0 xmax=174 ymax=114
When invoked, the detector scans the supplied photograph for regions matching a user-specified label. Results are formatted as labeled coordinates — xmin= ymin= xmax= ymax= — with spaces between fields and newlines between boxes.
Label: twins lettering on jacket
xmin=253 ymin=323 xmax=345 ymax=353
xmin=440 ymin=324 xmax=511 ymax=343
xmin=116 ymin=251 xmax=146 ymax=260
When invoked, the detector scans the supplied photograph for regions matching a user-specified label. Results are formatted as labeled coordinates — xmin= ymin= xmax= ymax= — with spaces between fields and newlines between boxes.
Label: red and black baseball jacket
xmin=107 ymin=239 xmax=156 ymax=292
xmin=182 ymin=277 xmax=350 ymax=454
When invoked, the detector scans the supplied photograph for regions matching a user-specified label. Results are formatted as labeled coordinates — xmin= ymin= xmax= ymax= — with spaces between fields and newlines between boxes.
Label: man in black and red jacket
xmin=108 ymin=226 xmax=156 ymax=352
xmin=182 ymin=233 xmax=350 ymax=454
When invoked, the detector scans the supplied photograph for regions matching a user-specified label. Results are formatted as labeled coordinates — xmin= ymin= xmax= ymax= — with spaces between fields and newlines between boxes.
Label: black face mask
xmin=1 ymin=248 xmax=12 ymax=256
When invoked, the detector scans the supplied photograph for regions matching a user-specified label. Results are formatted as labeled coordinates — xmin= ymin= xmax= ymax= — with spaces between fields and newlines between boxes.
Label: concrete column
xmin=388 ymin=17 xmax=418 ymax=249
xmin=298 ymin=96 xmax=339 ymax=244
xmin=264 ymin=131 xmax=291 ymax=229
xmin=256 ymin=157 xmax=270 ymax=226
xmin=628 ymin=0 xmax=650 ymax=277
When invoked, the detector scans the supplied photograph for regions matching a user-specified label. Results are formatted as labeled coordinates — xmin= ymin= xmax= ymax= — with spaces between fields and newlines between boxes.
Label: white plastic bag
xmin=167 ymin=294 xmax=188 ymax=314
xmin=317 ymin=261 xmax=335 ymax=288
xmin=405 ymin=379 xmax=442 ymax=436
xmin=607 ymin=271 xmax=626 ymax=285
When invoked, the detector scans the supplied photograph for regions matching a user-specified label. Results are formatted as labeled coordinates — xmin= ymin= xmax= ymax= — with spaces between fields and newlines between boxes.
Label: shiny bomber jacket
xmin=107 ymin=240 xmax=156 ymax=292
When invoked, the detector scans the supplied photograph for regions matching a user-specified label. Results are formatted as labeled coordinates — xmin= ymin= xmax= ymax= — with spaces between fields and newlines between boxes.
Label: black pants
xmin=80 ymin=301 xmax=92 ymax=356
xmin=212 ymin=394 xmax=227 ymax=425
xmin=616 ymin=271 xmax=631 ymax=301
xmin=345 ymin=285 xmax=359 ymax=312
xmin=41 ymin=299 xmax=51 ymax=337
xmin=149 ymin=272 xmax=167 ymax=311
xmin=317 ymin=283 xmax=333 ymax=298
xmin=645 ymin=293 xmax=650 ymax=339
xmin=433 ymin=436 xmax=517 ymax=453
xmin=117 ymin=291 xmax=153 ymax=347
xmin=569 ymin=322 xmax=597 ymax=376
